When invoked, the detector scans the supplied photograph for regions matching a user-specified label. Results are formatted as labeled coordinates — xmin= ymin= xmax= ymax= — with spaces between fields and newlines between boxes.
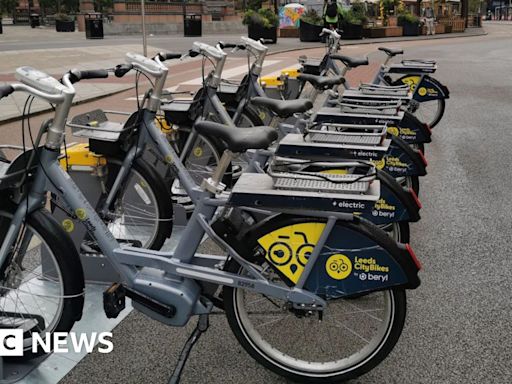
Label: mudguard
xmin=394 ymin=75 xmax=449 ymax=101
xmin=394 ymin=111 xmax=432 ymax=144
xmin=251 ymin=216 xmax=421 ymax=298
xmin=375 ymin=136 xmax=428 ymax=178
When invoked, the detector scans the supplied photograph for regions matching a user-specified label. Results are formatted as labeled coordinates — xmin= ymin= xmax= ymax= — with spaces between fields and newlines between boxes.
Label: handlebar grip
xmin=80 ymin=69 xmax=109 ymax=80
xmin=189 ymin=49 xmax=200 ymax=58
xmin=157 ymin=52 xmax=182 ymax=61
xmin=114 ymin=64 xmax=133 ymax=78
xmin=0 ymin=85 xmax=14 ymax=99
xmin=69 ymin=69 xmax=109 ymax=84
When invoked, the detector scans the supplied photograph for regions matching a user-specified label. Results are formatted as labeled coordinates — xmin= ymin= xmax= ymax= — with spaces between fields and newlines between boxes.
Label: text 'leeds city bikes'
xmin=0 ymin=29 xmax=448 ymax=383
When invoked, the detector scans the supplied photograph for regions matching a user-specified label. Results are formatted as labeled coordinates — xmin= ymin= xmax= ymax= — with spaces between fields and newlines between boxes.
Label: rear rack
xmin=229 ymin=173 xmax=380 ymax=212
xmin=402 ymin=59 xmax=436 ymax=67
xmin=67 ymin=109 xmax=131 ymax=142
xmin=306 ymin=123 xmax=388 ymax=146
xmin=358 ymin=84 xmax=410 ymax=97
xmin=268 ymin=156 xmax=375 ymax=194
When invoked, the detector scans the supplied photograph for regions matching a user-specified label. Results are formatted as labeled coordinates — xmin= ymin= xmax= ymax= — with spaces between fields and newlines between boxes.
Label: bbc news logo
xmin=0 ymin=330 xmax=113 ymax=357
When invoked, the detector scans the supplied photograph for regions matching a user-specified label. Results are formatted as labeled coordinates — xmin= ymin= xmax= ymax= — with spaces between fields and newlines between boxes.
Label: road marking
xmin=181 ymin=60 xmax=282 ymax=85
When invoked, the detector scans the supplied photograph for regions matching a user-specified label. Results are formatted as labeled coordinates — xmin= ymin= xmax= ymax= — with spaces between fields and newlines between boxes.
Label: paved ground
xmin=0 ymin=24 xmax=485 ymax=53
xmin=1 ymin=22 xmax=511 ymax=384
xmin=0 ymin=24 xmax=485 ymax=121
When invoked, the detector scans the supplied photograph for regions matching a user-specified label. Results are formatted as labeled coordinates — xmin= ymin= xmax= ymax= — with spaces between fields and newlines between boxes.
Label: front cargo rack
xmin=66 ymin=109 xmax=131 ymax=142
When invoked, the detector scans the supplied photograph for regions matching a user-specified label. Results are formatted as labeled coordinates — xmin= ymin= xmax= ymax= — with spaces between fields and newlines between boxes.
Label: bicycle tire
xmin=0 ymin=203 xmax=84 ymax=362
xmin=223 ymin=215 xmax=408 ymax=383
xmin=103 ymin=157 xmax=173 ymax=250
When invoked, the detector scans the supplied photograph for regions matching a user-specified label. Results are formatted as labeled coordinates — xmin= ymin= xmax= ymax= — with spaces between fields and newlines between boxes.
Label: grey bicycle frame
xmin=0 ymin=69 xmax=344 ymax=326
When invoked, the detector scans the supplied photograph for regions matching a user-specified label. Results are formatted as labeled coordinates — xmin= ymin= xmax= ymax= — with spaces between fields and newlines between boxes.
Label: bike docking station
xmin=45 ymin=109 xmax=189 ymax=285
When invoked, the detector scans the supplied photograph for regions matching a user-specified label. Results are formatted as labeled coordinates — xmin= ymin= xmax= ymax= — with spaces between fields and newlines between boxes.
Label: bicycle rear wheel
xmin=0 ymin=205 xmax=84 ymax=361
xmin=223 ymin=216 xmax=408 ymax=383
xmin=408 ymin=98 xmax=445 ymax=129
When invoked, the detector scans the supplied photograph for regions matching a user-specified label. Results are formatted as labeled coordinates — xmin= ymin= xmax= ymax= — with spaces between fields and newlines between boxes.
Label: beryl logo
xmin=0 ymin=329 xmax=23 ymax=356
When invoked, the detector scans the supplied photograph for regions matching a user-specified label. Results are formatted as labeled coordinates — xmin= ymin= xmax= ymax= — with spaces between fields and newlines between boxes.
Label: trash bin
xmin=85 ymin=13 xmax=104 ymax=39
xmin=30 ymin=14 xmax=40 ymax=28
xmin=0 ymin=18 xmax=3 ymax=34
xmin=184 ymin=14 xmax=202 ymax=37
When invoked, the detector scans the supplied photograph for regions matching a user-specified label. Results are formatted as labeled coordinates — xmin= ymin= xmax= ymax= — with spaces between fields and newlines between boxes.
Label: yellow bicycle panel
xmin=59 ymin=143 xmax=106 ymax=170
xmin=400 ymin=76 xmax=421 ymax=93
xmin=257 ymin=222 xmax=326 ymax=283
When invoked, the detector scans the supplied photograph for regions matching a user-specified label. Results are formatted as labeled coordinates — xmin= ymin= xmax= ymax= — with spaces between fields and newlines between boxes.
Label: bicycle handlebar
xmin=0 ymin=85 xmax=14 ymax=100
xmin=155 ymin=52 xmax=182 ymax=62
xmin=68 ymin=69 xmax=109 ymax=84
xmin=320 ymin=28 xmax=342 ymax=38
xmin=114 ymin=64 xmax=133 ymax=78
xmin=191 ymin=42 xmax=225 ymax=61
xmin=218 ymin=41 xmax=246 ymax=50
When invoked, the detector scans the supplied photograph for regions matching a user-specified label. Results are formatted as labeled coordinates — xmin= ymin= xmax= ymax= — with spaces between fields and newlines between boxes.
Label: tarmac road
xmin=3 ymin=23 xmax=512 ymax=384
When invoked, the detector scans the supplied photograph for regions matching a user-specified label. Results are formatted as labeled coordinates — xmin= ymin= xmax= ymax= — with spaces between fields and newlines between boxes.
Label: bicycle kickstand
xmin=168 ymin=314 xmax=210 ymax=384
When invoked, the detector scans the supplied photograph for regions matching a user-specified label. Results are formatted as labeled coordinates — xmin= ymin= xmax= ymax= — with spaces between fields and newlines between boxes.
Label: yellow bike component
xmin=399 ymin=75 xmax=421 ymax=93
xmin=59 ymin=143 xmax=106 ymax=170
xmin=281 ymin=67 xmax=300 ymax=79
xmin=260 ymin=76 xmax=284 ymax=88
xmin=319 ymin=169 xmax=348 ymax=175
xmin=155 ymin=115 xmax=173 ymax=134
xmin=257 ymin=222 xmax=326 ymax=283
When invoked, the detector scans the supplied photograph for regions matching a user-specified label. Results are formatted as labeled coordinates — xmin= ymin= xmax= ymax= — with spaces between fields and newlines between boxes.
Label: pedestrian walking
xmin=323 ymin=0 xmax=343 ymax=30
xmin=422 ymin=4 xmax=435 ymax=35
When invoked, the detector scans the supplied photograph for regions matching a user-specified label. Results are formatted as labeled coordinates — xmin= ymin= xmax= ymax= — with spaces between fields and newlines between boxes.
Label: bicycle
xmin=0 ymin=61 xmax=421 ymax=383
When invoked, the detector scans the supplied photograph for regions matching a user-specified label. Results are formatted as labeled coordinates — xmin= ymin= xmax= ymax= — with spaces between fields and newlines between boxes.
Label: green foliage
xmin=341 ymin=3 xmax=368 ymax=26
xmin=300 ymin=9 xmax=323 ymax=26
xmin=398 ymin=11 xmax=419 ymax=24
xmin=247 ymin=0 xmax=263 ymax=11
xmin=381 ymin=0 xmax=399 ymax=15
xmin=0 ymin=0 xmax=17 ymax=16
xmin=243 ymin=7 xmax=278 ymax=28
xmin=55 ymin=12 xmax=73 ymax=21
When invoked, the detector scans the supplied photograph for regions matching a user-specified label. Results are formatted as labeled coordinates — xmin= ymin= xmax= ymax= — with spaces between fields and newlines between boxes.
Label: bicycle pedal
xmin=103 ymin=283 xmax=126 ymax=319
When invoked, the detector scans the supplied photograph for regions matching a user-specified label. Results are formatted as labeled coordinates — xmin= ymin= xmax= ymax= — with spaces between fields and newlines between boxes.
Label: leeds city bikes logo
xmin=325 ymin=254 xmax=352 ymax=280
xmin=0 ymin=330 xmax=113 ymax=357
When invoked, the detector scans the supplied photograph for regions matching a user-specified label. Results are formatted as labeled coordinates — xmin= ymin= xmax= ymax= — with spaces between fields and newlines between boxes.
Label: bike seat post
xmin=201 ymin=150 xmax=233 ymax=194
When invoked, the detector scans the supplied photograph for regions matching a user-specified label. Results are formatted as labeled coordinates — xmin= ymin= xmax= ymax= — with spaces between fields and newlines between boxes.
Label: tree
xmin=0 ymin=0 xmax=17 ymax=17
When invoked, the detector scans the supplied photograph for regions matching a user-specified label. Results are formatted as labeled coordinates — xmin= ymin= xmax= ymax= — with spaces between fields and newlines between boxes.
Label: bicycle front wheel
xmin=0 ymin=204 xmax=84 ymax=361
xmin=99 ymin=157 xmax=173 ymax=250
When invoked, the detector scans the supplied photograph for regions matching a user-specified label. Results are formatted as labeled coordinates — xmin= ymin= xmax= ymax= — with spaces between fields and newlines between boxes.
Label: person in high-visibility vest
xmin=323 ymin=0 xmax=343 ymax=29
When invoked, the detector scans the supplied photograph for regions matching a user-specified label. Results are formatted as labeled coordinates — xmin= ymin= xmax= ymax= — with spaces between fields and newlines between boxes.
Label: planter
xmin=387 ymin=16 xmax=398 ymax=27
xmin=398 ymin=21 xmax=419 ymax=36
xmin=248 ymin=24 xmax=277 ymax=44
xmin=444 ymin=24 xmax=452 ymax=33
xmin=364 ymin=26 xmax=402 ymax=38
xmin=279 ymin=27 xmax=299 ymax=38
xmin=56 ymin=19 xmax=75 ymax=32
xmin=341 ymin=22 xmax=363 ymax=39
xmin=299 ymin=20 xmax=323 ymax=42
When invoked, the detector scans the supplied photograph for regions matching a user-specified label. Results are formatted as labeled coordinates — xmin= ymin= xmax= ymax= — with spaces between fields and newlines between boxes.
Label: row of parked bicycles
xmin=0 ymin=28 xmax=448 ymax=382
